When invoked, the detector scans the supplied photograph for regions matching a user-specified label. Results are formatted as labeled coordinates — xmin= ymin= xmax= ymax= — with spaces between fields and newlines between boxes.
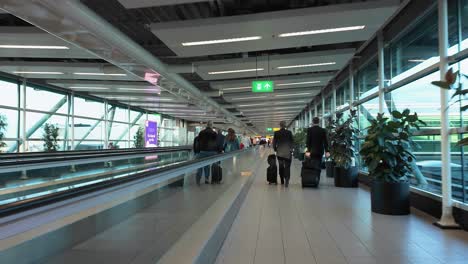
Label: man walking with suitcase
xmin=272 ymin=121 xmax=294 ymax=187
xmin=306 ymin=117 xmax=330 ymax=165
xmin=196 ymin=121 xmax=219 ymax=185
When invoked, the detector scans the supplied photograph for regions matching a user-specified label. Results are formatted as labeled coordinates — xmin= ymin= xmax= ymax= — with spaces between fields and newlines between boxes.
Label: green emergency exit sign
xmin=252 ymin=80 xmax=274 ymax=93
xmin=266 ymin=128 xmax=273 ymax=131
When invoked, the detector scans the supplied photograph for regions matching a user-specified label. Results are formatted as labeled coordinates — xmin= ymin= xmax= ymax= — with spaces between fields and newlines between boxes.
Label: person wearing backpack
xmin=272 ymin=121 xmax=294 ymax=187
xmin=223 ymin=128 xmax=240 ymax=153
xmin=195 ymin=121 xmax=218 ymax=185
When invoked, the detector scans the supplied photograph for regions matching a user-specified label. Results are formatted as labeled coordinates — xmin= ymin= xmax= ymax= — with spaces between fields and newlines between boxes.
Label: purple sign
xmin=145 ymin=120 xmax=158 ymax=147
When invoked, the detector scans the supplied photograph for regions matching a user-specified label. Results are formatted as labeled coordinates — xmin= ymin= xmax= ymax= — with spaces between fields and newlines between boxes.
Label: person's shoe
xmin=205 ymin=179 xmax=210 ymax=184
xmin=285 ymin=180 xmax=289 ymax=188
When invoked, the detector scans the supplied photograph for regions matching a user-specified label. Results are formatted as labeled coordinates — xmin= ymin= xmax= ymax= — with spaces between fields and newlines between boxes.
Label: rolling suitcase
xmin=301 ymin=158 xmax=321 ymax=187
xmin=267 ymin=154 xmax=278 ymax=184
xmin=211 ymin=163 xmax=223 ymax=184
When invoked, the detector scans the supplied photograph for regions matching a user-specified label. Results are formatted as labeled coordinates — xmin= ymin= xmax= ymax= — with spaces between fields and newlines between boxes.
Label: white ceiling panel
xmin=151 ymin=0 xmax=399 ymax=56
xmin=117 ymin=0 xmax=207 ymax=9
xmin=195 ymin=49 xmax=354 ymax=80
xmin=0 ymin=27 xmax=96 ymax=59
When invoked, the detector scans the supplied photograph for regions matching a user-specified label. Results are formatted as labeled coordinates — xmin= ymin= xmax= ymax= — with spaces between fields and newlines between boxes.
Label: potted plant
xmin=134 ymin=126 xmax=145 ymax=148
xmin=42 ymin=123 xmax=59 ymax=152
xmin=325 ymin=114 xmax=341 ymax=178
xmin=359 ymin=109 xmax=426 ymax=215
xmin=293 ymin=128 xmax=307 ymax=160
xmin=0 ymin=114 xmax=7 ymax=152
xmin=331 ymin=110 xmax=359 ymax=187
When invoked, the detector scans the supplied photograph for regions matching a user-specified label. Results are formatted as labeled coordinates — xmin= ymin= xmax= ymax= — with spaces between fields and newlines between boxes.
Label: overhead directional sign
xmin=252 ymin=80 xmax=274 ymax=93
xmin=266 ymin=128 xmax=273 ymax=131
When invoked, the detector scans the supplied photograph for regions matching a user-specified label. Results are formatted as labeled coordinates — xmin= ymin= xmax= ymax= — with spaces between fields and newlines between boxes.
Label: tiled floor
xmin=39 ymin=150 xmax=260 ymax=264
xmin=215 ymin=151 xmax=468 ymax=264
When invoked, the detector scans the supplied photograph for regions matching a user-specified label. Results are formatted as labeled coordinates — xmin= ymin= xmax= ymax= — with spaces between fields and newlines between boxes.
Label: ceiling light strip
xmin=0 ymin=45 xmax=69 ymax=49
xmin=277 ymin=62 xmax=336 ymax=69
xmin=74 ymin=72 xmax=127 ymax=76
xmin=277 ymin=81 xmax=321 ymax=86
xmin=13 ymin=71 xmax=64 ymax=75
xmin=208 ymin=68 xmax=264 ymax=75
xmin=182 ymin=36 xmax=262 ymax=46
xmin=278 ymin=25 xmax=365 ymax=37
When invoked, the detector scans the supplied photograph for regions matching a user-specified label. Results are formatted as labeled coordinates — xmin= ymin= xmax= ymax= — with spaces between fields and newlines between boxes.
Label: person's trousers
xmin=277 ymin=157 xmax=292 ymax=184
xmin=196 ymin=151 xmax=218 ymax=183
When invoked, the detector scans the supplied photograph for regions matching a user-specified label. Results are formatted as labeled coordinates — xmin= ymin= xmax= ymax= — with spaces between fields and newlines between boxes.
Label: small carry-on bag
xmin=211 ymin=163 xmax=223 ymax=184
xmin=267 ymin=154 xmax=278 ymax=184
xmin=301 ymin=158 xmax=321 ymax=187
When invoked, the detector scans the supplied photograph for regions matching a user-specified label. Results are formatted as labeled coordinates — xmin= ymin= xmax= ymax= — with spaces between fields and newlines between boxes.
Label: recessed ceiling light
xmin=208 ymin=68 xmax=264 ymax=75
xmin=221 ymin=86 xmax=251 ymax=91
xmin=230 ymin=95 xmax=268 ymax=100
xmin=275 ymin=93 xmax=313 ymax=97
xmin=74 ymin=72 xmax=127 ymax=76
xmin=69 ymin=86 xmax=109 ymax=90
xmin=0 ymin=45 xmax=69 ymax=49
xmin=106 ymin=96 xmax=140 ymax=100
xmin=278 ymin=25 xmax=366 ymax=37
xmin=277 ymin=62 xmax=336 ymax=69
xmin=13 ymin=71 xmax=64 ymax=75
xmin=118 ymin=88 xmax=158 ymax=91
xmin=277 ymin=81 xmax=321 ymax=86
xmin=182 ymin=36 xmax=262 ymax=46
xmin=408 ymin=59 xmax=426 ymax=62
xmin=237 ymin=103 xmax=268 ymax=107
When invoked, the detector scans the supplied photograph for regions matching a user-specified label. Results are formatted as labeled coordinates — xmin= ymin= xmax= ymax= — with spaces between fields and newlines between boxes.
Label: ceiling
xmin=0 ymin=0 xmax=402 ymax=134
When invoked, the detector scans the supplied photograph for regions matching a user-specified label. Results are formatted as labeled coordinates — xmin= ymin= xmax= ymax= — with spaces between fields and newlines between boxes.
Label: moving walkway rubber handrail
xmin=0 ymin=146 xmax=191 ymax=160
xmin=0 ymin=149 xmax=247 ymax=217
xmin=0 ymin=146 xmax=191 ymax=166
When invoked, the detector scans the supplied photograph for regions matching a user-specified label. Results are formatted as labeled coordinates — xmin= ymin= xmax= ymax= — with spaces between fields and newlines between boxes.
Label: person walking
xmin=224 ymin=128 xmax=240 ymax=153
xmin=196 ymin=121 xmax=218 ymax=185
xmin=272 ymin=121 xmax=294 ymax=187
xmin=216 ymin=128 xmax=226 ymax=153
xmin=306 ymin=117 xmax=330 ymax=162
xmin=241 ymin=132 xmax=251 ymax=149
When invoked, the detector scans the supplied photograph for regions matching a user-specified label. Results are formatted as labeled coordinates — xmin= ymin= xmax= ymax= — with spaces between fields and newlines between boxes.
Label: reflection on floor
xmin=215 ymin=153 xmax=468 ymax=264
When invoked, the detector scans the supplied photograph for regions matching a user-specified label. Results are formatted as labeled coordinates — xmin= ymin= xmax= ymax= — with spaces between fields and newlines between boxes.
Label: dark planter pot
xmin=325 ymin=161 xmax=334 ymax=178
xmin=371 ymin=180 xmax=410 ymax=215
xmin=334 ymin=166 xmax=358 ymax=187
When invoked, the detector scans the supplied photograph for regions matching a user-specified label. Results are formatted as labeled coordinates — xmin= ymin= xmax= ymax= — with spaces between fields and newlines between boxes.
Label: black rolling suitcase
xmin=267 ymin=154 xmax=278 ymax=184
xmin=301 ymin=158 xmax=321 ymax=187
xmin=211 ymin=163 xmax=222 ymax=184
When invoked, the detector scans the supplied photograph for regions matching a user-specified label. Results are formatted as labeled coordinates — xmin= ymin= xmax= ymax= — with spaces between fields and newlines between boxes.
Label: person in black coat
xmin=272 ymin=121 xmax=294 ymax=187
xmin=196 ymin=121 xmax=218 ymax=184
xmin=306 ymin=117 xmax=330 ymax=161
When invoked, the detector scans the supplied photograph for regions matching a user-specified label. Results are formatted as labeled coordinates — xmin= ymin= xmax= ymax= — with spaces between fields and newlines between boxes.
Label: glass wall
xmin=0 ymin=79 xmax=185 ymax=153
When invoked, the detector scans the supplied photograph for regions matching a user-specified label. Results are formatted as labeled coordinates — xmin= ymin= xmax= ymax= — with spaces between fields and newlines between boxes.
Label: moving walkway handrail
xmin=0 ymin=148 xmax=249 ymax=217
xmin=0 ymin=146 xmax=191 ymax=161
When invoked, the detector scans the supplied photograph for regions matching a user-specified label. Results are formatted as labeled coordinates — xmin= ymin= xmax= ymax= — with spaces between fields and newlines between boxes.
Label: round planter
xmin=333 ymin=166 xmax=358 ymax=187
xmin=371 ymin=180 xmax=410 ymax=215
xmin=325 ymin=161 xmax=334 ymax=178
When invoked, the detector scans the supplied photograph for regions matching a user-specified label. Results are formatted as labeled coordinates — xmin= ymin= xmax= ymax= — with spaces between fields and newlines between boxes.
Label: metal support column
xmin=314 ymin=104 xmax=318 ymax=118
xmin=70 ymin=93 xmax=75 ymax=150
xmin=378 ymin=32 xmax=385 ymax=114
xmin=436 ymin=0 xmax=459 ymax=229
xmin=104 ymin=101 xmax=109 ymax=149
xmin=332 ymin=85 xmax=337 ymax=118
xmin=128 ymin=106 xmax=131 ymax=148
xmin=321 ymin=95 xmax=325 ymax=127
xmin=349 ymin=65 xmax=354 ymax=108
xmin=21 ymin=79 xmax=27 ymax=152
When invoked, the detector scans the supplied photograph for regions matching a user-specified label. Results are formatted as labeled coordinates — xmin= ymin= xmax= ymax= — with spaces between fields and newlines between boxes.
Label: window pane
xmin=74 ymin=97 xmax=104 ymax=119
xmin=0 ymin=108 xmax=18 ymax=138
xmin=356 ymin=59 xmax=378 ymax=100
xmin=0 ymin=80 xmax=18 ymax=108
xmin=27 ymin=113 xmax=67 ymax=140
xmin=110 ymin=106 xmax=128 ymax=123
xmin=462 ymin=0 xmax=468 ymax=51
xmin=74 ymin=117 xmax=104 ymax=141
xmin=26 ymin=86 xmax=68 ymax=114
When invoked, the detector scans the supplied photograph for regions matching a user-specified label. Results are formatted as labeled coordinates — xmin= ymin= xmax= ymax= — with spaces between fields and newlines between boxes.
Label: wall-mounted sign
xmin=273 ymin=127 xmax=280 ymax=131
xmin=145 ymin=120 xmax=158 ymax=147
xmin=252 ymin=80 xmax=274 ymax=93
xmin=266 ymin=128 xmax=273 ymax=131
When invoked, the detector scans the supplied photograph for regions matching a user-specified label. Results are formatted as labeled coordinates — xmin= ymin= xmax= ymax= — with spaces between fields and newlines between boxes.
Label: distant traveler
xmin=224 ymin=128 xmax=240 ymax=153
xmin=272 ymin=121 xmax=294 ymax=187
xmin=306 ymin=117 xmax=330 ymax=161
xmin=196 ymin=121 xmax=218 ymax=185
xmin=241 ymin=132 xmax=251 ymax=149
xmin=216 ymin=128 xmax=225 ymax=153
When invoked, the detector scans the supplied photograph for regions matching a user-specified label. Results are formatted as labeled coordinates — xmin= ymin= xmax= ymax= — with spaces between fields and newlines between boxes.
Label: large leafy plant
xmin=134 ymin=126 xmax=145 ymax=148
xmin=293 ymin=128 xmax=307 ymax=156
xmin=359 ymin=109 xmax=426 ymax=182
xmin=43 ymin=123 xmax=59 ymax=152
xmin=431 ymin=68 xmax=468 ymax=146
xmin=0 ymin=114 xmax=7 ymax=151
xmin=330 ymin=110 xmax=358 ymax=169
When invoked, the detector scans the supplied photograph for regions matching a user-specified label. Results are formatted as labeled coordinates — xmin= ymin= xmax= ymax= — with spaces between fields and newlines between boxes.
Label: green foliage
xmin=0 ymin=114 xmax=7 ymax=151
xmin=42 ymin=123 xmax=59 ymax=152
xmin=330 ymin=110 xmax=359 ymax=169
xmin=359 ymin=109 xmax=426 ymax=182
xmin=134 ymin=126 xmax=145 ymax=148
xmin=293 ymin=128 xmax=308 ymax=159
xmin=432 ymin=69 xmax=468 ymax=146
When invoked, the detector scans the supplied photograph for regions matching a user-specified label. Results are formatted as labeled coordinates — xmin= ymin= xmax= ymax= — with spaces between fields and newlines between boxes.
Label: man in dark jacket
xmin=306 ymin=117 xmax=330 ymax=161
xmin=196 ymin=121 xmax=218 ymax=184
xmin=273 ymin=121 xmax=294 ymax=187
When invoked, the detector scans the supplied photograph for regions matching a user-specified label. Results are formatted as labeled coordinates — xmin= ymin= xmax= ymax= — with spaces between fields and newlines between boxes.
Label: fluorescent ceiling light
xmin=182 ymin=36 xmax=262 ymax=46
xmin=278 ymin=25 xmax=366 ymax=37
xmin=208 ymin=68 xmax=264 ymax=75
xmin=74 ymin=72 xmax=127 ymax=76
xmin=13 ymin=71 xmax=64 ymax=75
xmin=118 ymin=88 xmax=158 ymax=91
xmin=237 ymin=103 xmax=268 ymax=107
xmin=238 ymin=100 xmax=308 ymax=108
xmin=106 ymin=97 xmax=140 ymax=100
xmin=70 ymin=86 xmax=109 ymax=90
xmin=230 ymin=96 xmax=267 ymax=101
xmin=277 ymin=81 xmax=321 ymax=86
xmin=408 ymin=59 xmax=426 ymax=62
xmin=222 ymin=86 xmax=251 ymax=91
xmin=277 ymin=62 xmax=336 ymax=69
xmin=0 ymin=45 xmax=69 ymax=49
xmin=275 ymin=93 xmax=313 ymax=97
